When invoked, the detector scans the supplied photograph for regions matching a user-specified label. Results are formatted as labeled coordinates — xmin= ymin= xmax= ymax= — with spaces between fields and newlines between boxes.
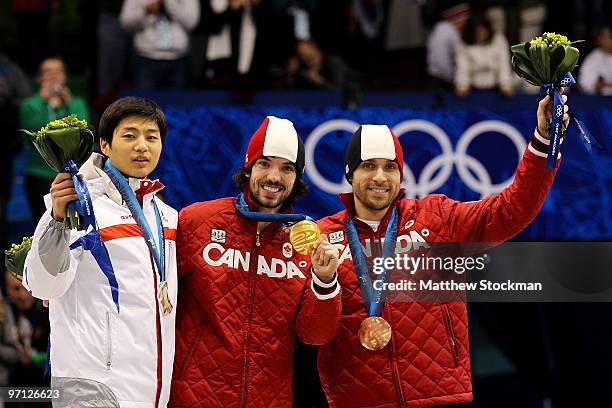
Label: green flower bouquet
xmin=510 ymin=32 xmax=580 ymax=86
xmin=510 ymin=33 xmax=597 ymax=169
xmin=22 ymin=115 xmax=94 ymax=230
xmin=5 ymin=236 xmax=33 ymax=282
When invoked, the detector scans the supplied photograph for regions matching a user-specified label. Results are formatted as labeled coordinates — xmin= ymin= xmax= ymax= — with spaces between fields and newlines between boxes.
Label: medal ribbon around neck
xmin=234 ymin=193 xmax=313 ymax=225
xmin=103 ymin=160 xmax=166 ymax=284
xmin=346 ymin=207 xmax=399 ymax=317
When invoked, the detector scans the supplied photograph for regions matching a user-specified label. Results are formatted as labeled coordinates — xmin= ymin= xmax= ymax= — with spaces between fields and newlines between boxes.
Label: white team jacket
xmin=23 ymin=154 xmax=178 ymax=407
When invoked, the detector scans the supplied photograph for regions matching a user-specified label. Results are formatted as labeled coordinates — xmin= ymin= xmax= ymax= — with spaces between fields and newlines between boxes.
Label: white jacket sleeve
xmin=496 ymin=35 xmax=513 ymax=88
xmin=120 ymin=0 xmax=148 ymax=32
xmin=163 ymin=0 xmax=200 ymax=31
xmin=578 ymin=52 xmax=599 ymax=94
xmin=23 ymin=211 xmax=84 ymax=300
xmin=455 ymin=42 xmax=470 ymax=88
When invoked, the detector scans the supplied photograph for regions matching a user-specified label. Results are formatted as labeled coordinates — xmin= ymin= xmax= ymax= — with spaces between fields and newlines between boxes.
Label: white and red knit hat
xmin=244 ymin=116 xmax=305 ymax=174
xmin=344 ymin=125 xmax=404 ymax=182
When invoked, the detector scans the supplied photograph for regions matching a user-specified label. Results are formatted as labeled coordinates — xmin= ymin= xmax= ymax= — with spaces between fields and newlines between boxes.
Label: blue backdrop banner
xmin=153 ymin=106 xmax=612 ymax=240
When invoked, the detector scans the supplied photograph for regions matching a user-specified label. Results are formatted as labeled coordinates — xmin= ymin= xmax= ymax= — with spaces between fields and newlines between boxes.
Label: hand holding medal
xmin=309 ymin=234 xmax=339 ymax=283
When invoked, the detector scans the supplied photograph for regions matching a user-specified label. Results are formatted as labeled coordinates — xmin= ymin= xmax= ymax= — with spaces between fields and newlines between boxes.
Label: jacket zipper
xmin=240 ymin=230 xmax=260 ymax=407
xmin=370 ymin=224 xmax=407 ymax=408
xmin=105 ymin=312 xmax=112 ymax=369
xmin=150 ymin=254 xmax=163 ymax=408
xmin=384 ymin=305 xmax=407 ymax=408
xmin=369 ymin=225 xmax=406 ymax=408
xmin=443 ymin=305 xmax=459 ymax=367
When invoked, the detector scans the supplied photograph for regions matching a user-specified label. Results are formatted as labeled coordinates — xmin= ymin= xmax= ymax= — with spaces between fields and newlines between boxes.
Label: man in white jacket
xmin=120 ymin=0 xmax=200 ymax=89
xmin=23 ymin=97 xmax=178 ymax=407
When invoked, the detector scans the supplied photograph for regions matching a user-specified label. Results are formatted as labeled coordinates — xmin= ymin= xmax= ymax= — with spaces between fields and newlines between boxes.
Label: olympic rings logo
xmin=560 ymin=78 xmax=571 ymax=86
xmin=305 ymin=119 xmax=526 ymax=199
xmin=556 ymin=105 xmax=563 ymax=117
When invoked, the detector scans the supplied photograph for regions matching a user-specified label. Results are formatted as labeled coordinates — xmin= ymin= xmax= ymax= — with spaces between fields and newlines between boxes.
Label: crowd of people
xmin=0 ymin=1 xmax=610 ymax=101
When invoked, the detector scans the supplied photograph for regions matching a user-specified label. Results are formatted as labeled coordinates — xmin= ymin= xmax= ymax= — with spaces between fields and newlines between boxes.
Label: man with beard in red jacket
xmin=316 ymin=93 xmax=569 ymax=407
xmin=170 ymin=116 xmax=341 ymax=407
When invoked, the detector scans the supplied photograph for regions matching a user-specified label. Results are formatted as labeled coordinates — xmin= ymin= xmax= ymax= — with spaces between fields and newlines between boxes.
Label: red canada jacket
xmin=170 ymin=196 xmax=341 ymax=408
xmin=317 ymin=135 xmax=559 ymax=408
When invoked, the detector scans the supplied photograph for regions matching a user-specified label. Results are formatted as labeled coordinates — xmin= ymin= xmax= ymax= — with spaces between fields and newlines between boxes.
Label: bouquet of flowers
xmin=510 ymin=32 xmax=580 ymax=87
xmin=510 ymin=33 xmax=599 ymax=169
xmin=22 ymin=114 xmax=94 ymax=229
xmin=5 ymin=236 xmax=33 ymax=282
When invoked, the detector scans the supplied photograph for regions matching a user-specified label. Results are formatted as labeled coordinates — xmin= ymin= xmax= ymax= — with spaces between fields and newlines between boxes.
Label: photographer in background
xmin=20 ymin=56 xmax=90 ymax=219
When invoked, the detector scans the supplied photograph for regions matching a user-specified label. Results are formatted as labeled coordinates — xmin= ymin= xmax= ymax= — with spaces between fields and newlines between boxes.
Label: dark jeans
xmin=134 ymin=55 xmax=187 ymax=90
xmin=430 ymin=75 xmax=454 ymax=108
xmin=97 ymin=12 xmax=132 ymax=95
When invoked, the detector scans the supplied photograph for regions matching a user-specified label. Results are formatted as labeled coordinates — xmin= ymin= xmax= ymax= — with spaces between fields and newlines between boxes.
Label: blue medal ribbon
xmin=541 ymin=72 xmax=600 ymax=169
xmin=103 ymin=160 xmax=166 ymax=283
xmin=346 ymin=208 xmax=398 ymax=317
xmin=61 ymin=160 xmax=120 ymax=312
xmin=234 ymin=193 xmax=313 ymax=226
xmin=62 ymin=160 xmax=95 ymax=229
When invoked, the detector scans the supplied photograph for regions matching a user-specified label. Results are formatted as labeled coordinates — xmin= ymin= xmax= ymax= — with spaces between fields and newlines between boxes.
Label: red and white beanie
xmin=244 ymin=116 xmax=305 ymax=175
xmin=344 ymin=125 xmax=404 ymax=182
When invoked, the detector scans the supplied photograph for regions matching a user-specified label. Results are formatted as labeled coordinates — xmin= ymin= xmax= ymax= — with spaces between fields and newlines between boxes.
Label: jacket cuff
xmin=311 ymin=270 xmax=340 ymax=300
xmin=528 ymin=128 xmax=562 ymax=159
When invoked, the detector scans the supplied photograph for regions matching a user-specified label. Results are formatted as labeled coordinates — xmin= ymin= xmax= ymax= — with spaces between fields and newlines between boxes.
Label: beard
xmin=353 ymin=184 xmax=398 ymax=212
xmin=250 ymin=179 xmax=292 ymax=210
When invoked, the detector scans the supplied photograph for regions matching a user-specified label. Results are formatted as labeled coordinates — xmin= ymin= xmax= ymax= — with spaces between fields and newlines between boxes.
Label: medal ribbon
xmin=62 ymin=160 xmax=95 ymax=229
xmin=234 ymin=193 xmax=313 ymax=226
xmin=104 ymin=160 xmax=166 ymax=283
xmin=541 ymin=72 xmax=601 ymax=170
xmin=346 ymin=207 xmax=398 ymax=317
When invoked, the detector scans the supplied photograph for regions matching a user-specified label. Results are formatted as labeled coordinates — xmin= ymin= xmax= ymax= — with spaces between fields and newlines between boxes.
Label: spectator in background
xmin=120 ymin=0 xmax=200 ymax=90
xmin=20 ymin=57 xmax=90 ymax=219
xmin=0 ymin=53 xmax=31 ymax=261
xmin=455 ymin=14 xmax=514 ymax=98
xmin=97 ymin=0 xmax=132 ymax=97
xmin=427 ymin=2 xmax=470 ymax=106
xmin=202 ymin=0 xmax=259 ymax=86
xmin=4 ymin=272 xmax=49 ymax=390
xmin=286 ymin=39 xmax=360 ymax=93
xmin=579 ymin=25 xmax=612 ymax=95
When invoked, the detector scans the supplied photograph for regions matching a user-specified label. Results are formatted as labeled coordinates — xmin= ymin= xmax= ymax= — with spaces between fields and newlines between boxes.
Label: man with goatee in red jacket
xmin=317 ymin=93 xmax=568 ymax=407
xmin=170 ymin=116 xmax=341 ymax=408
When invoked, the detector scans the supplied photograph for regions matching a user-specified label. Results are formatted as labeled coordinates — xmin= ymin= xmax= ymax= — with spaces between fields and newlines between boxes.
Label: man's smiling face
xmin=249 ymin=156 xmax=297 ymax=213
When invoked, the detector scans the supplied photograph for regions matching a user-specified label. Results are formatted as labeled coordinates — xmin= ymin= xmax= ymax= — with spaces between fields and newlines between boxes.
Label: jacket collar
xmin=79 ymin=153 xmax=165 ymax=206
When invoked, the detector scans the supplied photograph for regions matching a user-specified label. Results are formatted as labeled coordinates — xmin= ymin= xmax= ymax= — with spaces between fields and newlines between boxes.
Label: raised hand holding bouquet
xmin=5 ymin=236 xmax=32 ymax=282
xmin=510 ymin=32 xmax=602 ymax=170
xmin=22 ymin=114 xmax=94 ymax=230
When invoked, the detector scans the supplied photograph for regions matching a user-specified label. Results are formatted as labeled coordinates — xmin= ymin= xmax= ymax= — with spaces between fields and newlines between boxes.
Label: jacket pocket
xmin=105 ymin=312 xmax=113 ymax=370
xmin=178 ymin=323 xmax=205 ymax=379
xmin=442 ymin=305 xmax=459 ymax=368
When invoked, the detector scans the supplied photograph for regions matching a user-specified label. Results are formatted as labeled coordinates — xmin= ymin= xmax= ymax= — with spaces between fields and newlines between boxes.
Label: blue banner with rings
xmin=152 ymin=106 xmax=612 ymax=241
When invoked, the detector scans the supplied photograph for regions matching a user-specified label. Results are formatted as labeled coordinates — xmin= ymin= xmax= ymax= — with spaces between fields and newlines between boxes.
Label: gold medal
xmin=290 ymin=220 xmax=321 ymax=255
xmin=359 ymin=316 xmax=392 ymax=351
xmin=158 ymin=281 xmax=173 ymax=316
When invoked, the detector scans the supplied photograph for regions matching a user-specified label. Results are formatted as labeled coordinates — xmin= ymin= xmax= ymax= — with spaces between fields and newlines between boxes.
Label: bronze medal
xmin=158 ymin=281 xmax=173 ymax=316
xmin=359 ymin=316 xmax=392 ymax=351
xmin=290 ymin=220 xmax=321 ymax=255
